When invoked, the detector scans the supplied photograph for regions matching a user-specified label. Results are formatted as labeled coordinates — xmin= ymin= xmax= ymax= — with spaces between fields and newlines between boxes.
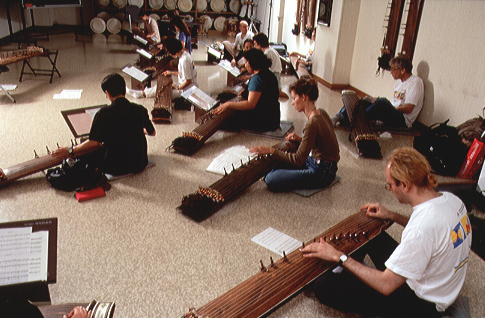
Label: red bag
xmin=458 ymin=138 xmax=485 ymax=179
xmin=75 ymin=187 xmax=106 ymax=202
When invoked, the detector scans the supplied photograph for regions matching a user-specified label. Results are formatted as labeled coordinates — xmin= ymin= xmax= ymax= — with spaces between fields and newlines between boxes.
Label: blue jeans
xmin=264 ymin=157 xmax=338 ymax=192
xmin=337 ymin=98 xmax=407 ymax=128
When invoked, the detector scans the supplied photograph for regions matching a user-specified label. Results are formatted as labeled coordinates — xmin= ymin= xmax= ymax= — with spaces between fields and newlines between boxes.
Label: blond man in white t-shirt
xmin=301 ymin=147 xmax=472 ymax=317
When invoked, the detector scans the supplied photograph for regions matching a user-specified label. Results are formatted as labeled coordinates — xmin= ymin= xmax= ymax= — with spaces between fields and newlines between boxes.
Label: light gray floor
xmin=1 ymin=32 xmax=484 ymax=318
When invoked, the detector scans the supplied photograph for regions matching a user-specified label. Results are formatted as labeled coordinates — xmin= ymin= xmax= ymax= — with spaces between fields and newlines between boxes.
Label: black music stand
xmin=61 ymin=104 xmax=107 ymax=140
xmin=0 ymin=218 xmax=58 ymax=303
xmin=0 ymin=65 xmax=16 ymax=103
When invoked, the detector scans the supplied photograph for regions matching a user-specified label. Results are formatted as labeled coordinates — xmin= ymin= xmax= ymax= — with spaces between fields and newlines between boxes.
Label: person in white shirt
xmin=301 ymin=147 xmax=472 ymax=318
xmin=253 ymin=32 xmax=288 ymax=99
xmin=289 ymin=28 xmax=316 ymax=72
xmin=126 ymin=37 xmax=197 ymax=99
xmin=222 ymin=20 xmax=254 ymax=61
xmin=332 ymin=55 xmax=424 ymax=128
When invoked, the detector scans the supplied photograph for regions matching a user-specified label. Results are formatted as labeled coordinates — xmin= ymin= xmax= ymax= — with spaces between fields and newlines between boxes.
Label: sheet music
xmin=133 ymin=35 xmax=148 ymax=45
xmin=0 ymin=227 xmax=49 ymax=286
xmin=28 ymin=231 xmax=48 ymax=282
xmin=208 ymin=46 xmax=223 ymax=58
xmin=181 ymin=86 xmax=218 ymax=111
xmin=136 ymin=48 xmax=153 ymax=59
xmin=53 ymin=89 xmax=83 ymax=100
xmin=218 ymin=59 xmax=241 ymax=77
xmin=251 ymin=227 xmax=301 ymax=256
xmin=206 ymin=146 xmax=257 ymax=175
xmin=122 ymin=65 xmax=149 ymax=82
xmin=0 ymin=227 xmax=32 ymax=286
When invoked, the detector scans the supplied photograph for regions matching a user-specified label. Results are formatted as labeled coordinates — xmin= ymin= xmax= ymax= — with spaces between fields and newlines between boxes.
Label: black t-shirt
xmin=89 ymin=97 xmax=155 ymax=175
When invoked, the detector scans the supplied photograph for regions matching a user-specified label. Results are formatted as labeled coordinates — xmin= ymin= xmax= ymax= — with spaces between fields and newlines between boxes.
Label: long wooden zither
xmin=0 ymin=143 xmax=104 ymax=188
xmin=178 ymin=141 xmax=298 ymax=221
xmin=152 ymin=74 xmax=173 ymax=123
xmin=168 ymin=97 xmax=241 ymax=156
xmin=182 ymin=210 xmax=393 ymax=318
xmin=342 ymin=90 xmax=382 ymax=158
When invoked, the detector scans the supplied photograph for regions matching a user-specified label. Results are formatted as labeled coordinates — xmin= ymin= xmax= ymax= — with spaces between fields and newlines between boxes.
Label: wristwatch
xmin=338 ymin=254 xmax=348 ymax=266
xmin=68 ymin=146 xmax=74 ymax=156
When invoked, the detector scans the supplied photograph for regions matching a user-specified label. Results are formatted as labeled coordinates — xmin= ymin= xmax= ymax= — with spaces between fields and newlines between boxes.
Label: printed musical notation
xmin=206 ymin=145 xmax=257 ymax=175
xmin=122 ymin=65 xmax=149 ymax=83
xmin=181 ymin=86 xmax=218 ymax=111
xmin=218 ymin=59 xmax=241 ymax=77
xmin=0 ymin=227 xmax=49 ymax=286
xmin=251 ymin=227 xmax=301 ymax=257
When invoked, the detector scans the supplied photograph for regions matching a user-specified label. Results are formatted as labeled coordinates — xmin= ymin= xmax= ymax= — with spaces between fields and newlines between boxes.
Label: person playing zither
xmin=300 ymin=147 xmax=472 ymax=317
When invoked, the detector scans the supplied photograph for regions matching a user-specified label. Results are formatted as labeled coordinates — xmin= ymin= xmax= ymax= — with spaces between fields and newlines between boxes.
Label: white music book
xmin=133 ymin=35 xmax=148 ymax=45
xmin=122 ymin=65 xmax=149 ymax=82
xmin=181 ymin=86 xmax=218 ymax=111
xmin=251 ymin=227 xmax=301 ymax=257
xmin=136 ymin=48 xmax=152 ymax=59
xmin=218 ymin=59 xmax=241 ymax=77
xmin=206 ymin=145 xmax=257 ymax=175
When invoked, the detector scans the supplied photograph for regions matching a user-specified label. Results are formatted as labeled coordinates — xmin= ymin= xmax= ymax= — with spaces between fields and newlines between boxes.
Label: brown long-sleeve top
xmin=273 ymin=109 xmax=340 ymax=166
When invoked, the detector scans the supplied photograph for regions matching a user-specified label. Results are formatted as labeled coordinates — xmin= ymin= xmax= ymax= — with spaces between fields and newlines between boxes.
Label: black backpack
xmin=413 ymin=120 xmax=469 ymax=176
xmin=46 ymin=159 xmax=105 ymax=192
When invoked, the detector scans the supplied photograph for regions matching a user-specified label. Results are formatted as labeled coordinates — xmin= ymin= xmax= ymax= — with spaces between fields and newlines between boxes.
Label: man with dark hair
xmin=301 ymin=147 xmax=471 ymax=317
xmin=52 ymin=73 xmax=156 ymax=176
xmin=139 ymin=13 xmax=161 ymax=44
xmin=253 ymin=32 xmax=289 ymax=99
xmin=126 ymin=37 xmax=197 ymax=99
xmin=332 ymin=55 xmax=424 ymax=128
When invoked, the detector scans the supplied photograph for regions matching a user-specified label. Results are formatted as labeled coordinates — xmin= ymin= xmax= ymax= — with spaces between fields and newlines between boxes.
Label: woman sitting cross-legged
xmin=250 ymin=76 xmax=340 ymax=192
xmin=212 ymin=48 xmax=280 ymax=132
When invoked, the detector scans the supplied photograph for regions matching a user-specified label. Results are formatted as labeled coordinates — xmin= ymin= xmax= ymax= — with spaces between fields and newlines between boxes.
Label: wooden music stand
xmin=0 ymin=218 xmax=58 ymax=303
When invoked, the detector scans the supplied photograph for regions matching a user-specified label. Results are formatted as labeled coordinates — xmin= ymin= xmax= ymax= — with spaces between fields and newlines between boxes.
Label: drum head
xmin=197 ymin=0 xmax=207 ymax=11
xmin=229 ymin=0 xmax=240 ymax=13
xmin=214 ymin=16 xmax=226 ymax=32
xmin=149 ymin=0 xmax=163 ymax=9
xmin=96 ymin=0 xmax=109 ymax=7
xmin=178 ymin=0 xmax=192 ymax=12
xmin=210 ymin=0 xmax=224 ymax=12
xmin=107 ymin=18 xmax=122 ymax=33
xmin=113 ymin=0 xmax=127 ymax=8
xmin=96 ymin=11 xmax=110 ymax=22
xmin=90 ymin=17 xmax=106 ymax=34
xmin=128 ymin=0 xmax=144 ymax=8
xmin=164 ymin=0 xmax=176 ymax=10
xmin=149 ymin=13 xmax=160 ymax=21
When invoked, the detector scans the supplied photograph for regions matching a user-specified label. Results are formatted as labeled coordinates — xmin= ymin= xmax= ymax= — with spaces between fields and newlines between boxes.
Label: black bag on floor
xmin=413 ymin=120 xmax=469 ymax=176
xmin=46 ymin=158 xmax=105 ymax=192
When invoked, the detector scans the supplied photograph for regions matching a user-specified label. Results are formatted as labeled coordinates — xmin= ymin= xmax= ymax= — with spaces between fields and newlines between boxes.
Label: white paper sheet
xmin=53 ymin=89 xmax=83 ymax=100
xmin=206 ymin=145 xmax=256 ymax=175
xmin=134 ymin=34 xmax=148 ymax=45
xmin=136 ymin=48 xmax=153 ymax=59
xmin=0 ymin=227 xmax=49 ymax=286
xmin=181 ymin=86 xmax=218 ymax=111
xmin=0 ymin=84 xmax=17 ymax=91
xmin=251 ymin=227 xmax=301 ymax=257
xmin=28 ymin=231 xmax=49 ymax=282
xmin=122 ymin=65 xmax=149 ymax=82
xmin=0 ymin=227 xmax=32 ymax=286
xmin=218 ymin=59 xmax=241 ymax=77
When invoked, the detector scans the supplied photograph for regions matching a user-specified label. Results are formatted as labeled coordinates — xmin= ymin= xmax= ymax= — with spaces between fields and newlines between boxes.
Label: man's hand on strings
xmin=300 ymin=237 xmax=342 ymax=263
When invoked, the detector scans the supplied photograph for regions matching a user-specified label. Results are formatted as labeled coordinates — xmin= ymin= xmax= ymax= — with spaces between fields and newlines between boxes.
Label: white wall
xmin=279 ymin=0 xmax=485 ymax=126
xmin=348 ymin=0 xmax=485 ymax=126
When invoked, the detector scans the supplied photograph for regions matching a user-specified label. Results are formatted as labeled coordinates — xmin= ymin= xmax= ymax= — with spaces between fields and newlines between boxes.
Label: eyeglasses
xmin=390 ymin=67 xmax=401 ymax=72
